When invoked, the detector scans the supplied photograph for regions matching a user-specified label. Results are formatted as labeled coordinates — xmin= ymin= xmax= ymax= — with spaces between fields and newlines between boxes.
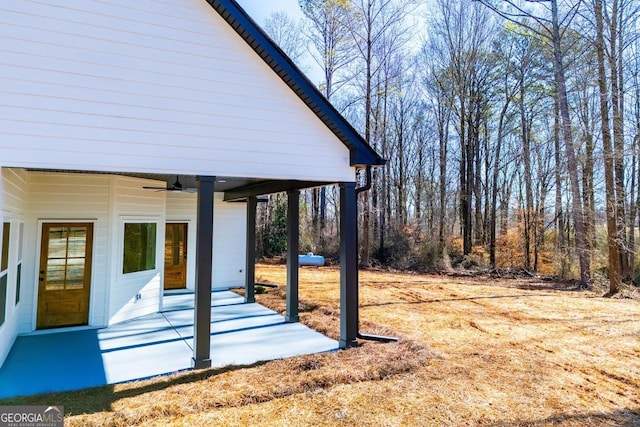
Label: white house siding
xmin=24 ymin=172 xmax=112 ymax=330
xmin=0 ymin=0 xmax=355 ymax=182
xmin=166 ymin=192 xmax=246 ymax=291
xmin=108 ymin=176 xmax=166 ymax=325
xmin=212 ymin=194 xmax=246 ymax=289
xmin=0 ymin=168 xmax=28 ymax=368
xmin=9 ymin=171 xmax=170 ymax=330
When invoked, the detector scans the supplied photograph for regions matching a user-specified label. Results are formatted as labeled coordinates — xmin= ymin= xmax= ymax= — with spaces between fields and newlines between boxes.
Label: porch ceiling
xmin=124 ymin=173 xmax=333 ymax=200
xmin=24 ymin=169 xmax=335 ymax=197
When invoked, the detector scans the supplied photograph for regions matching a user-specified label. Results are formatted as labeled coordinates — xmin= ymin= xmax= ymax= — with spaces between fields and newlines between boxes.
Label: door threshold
xmin=22 ymin=325 xmax=100 ymax=336
xmin=163 ymin=289 xmax=193 ymax=295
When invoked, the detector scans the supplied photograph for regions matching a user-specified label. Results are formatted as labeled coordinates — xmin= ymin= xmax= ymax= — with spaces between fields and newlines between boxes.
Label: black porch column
xmin=339 ymin=182 xmax=358 ymax=349
xmin=285 ymin=189 xmax=300 ymax=323
xmin=245 ymin=196 xmax=257 ymax=303
xmin=193 ymin=175 xmax=215 ymax=369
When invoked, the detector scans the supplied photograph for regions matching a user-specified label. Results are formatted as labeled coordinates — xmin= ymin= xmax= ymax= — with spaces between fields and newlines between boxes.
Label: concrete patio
xmin=0 ymin=291 xmax=338 ymax=399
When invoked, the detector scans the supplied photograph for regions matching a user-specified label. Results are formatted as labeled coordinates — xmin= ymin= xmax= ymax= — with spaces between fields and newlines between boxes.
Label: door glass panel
xmin=164 ymin=226 xmax=174 ymax=265
xmin=65 ymin=258 xmax=85 ymax=289
xmin=165 ymin=225 xmax=185 ymax=267
xmin=175 ymin=228 xmax=184 ymax=266
xmin=172 ymin=226 xmax=184 ymax=266
xmin=44 ymin=225 xmax=89 ymax=290
xmin=46 ymin=258 xmax=66 ymax=290
xmin=47 ymin=227 xmax=68 ymax=259
xmin=67 ymin=227 xmax=87 ymax=258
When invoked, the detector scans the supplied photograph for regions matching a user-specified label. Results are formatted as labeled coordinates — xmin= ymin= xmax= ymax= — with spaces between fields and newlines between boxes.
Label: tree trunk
xmin=359 ymin=0 xmax=374 ymax=267
xmin=519 ymin=74 xmax=533 ymax=270
xmin=550 ymin=0 xmax=590 ymax=285
xmin=595 ymin=0 xmax=621 ymax=293
xmin=631 ymin=75 xmax=640 ymax=273
xmin=553 ymin=96 xmax=567 ymax=277
xmin=608 ymin=0 xmax=629 ymax=279
xmin=580 ymin=98 xmax=595 ymax=269
xmin=439 ymin=97 xmax=449 ymax=256
xmin=460 ymin=98 xmax=473 ymax=255
xmin=490 ymin=90 xmax=510 ymax=268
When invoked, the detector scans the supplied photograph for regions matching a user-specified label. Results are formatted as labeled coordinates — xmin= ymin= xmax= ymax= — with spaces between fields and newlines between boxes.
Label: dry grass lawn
xmin=2 ymin=265 xmax=639 ymax=426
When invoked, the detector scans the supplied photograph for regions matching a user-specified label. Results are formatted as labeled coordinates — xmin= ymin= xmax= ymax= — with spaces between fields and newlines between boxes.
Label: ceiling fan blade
xmin=143 ymin=176 xmax=193 ymax=193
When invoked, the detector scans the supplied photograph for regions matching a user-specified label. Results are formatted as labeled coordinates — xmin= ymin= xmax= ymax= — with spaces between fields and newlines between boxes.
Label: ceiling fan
xmin=143 ymin=175 xmax=197 ymax=193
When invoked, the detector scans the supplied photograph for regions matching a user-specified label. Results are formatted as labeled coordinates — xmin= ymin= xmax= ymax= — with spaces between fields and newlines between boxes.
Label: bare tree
xmin=487 ymin=31 xmax=518 ymax=267
xmin=477 ymin=0 xmax=591 ymax=285
xmin=594 ymin=0 xmax=622 ymax=293
xmin=299 ymin=0 xmax=354 ymax=99
xmin=429 ymin=0 xmax=496 ymax=256
xmin=569 ymin=38 xmax=598 ymax=270
xmin=341 ymin=0 xmax=414 ymax=265
xmin=630 ymin=39 xmax=640 ymax=276
xmin=299 ymin=0 xmax=356 ymax=250
xmin=262 ymin=11 xmax=308 ymax=65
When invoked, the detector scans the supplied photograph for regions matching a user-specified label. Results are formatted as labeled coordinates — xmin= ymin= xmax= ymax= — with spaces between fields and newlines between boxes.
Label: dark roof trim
xmin=224 ymin=180 xmax=329 ymax=201
xmin=205 ymin=0 xmax=385 ymax=167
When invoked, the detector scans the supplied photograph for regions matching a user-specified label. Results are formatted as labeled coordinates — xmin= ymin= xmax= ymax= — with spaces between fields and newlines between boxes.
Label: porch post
xmin=339 ymin=182 xmax=358 ymax=349
xmin=245 ymin=196 xmax=257 ymax=303
xmin=285 ymin=189 xmax=299 ymax=323
xmin=193 ymin=175 xmax=215 ymax=369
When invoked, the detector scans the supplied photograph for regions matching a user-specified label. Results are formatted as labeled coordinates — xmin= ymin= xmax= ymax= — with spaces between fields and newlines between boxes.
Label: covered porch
xmin=0 ymin=168 xmax=362 ymax=378
xmin=0 ymin=290 xmax=338 ymax=399
xmin=172 ymin=174 xmax=363 ymax=369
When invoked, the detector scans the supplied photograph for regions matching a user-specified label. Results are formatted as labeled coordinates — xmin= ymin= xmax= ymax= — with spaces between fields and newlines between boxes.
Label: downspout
xmin=355 ymin=166 xmax=398 ymax=343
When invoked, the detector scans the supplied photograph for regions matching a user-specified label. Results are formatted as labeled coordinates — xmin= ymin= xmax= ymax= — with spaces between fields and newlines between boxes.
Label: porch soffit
xmin=23 ymin=169 xmax=332 ymax=199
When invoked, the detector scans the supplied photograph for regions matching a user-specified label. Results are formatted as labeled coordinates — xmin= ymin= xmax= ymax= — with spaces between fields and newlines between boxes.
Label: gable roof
xmin=205 ymin=0 xmax=385 ymax=168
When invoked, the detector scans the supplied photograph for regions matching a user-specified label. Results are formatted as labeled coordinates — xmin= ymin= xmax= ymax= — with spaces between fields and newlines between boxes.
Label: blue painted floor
xmin=0 ymin=291 xmax=338 ymax=399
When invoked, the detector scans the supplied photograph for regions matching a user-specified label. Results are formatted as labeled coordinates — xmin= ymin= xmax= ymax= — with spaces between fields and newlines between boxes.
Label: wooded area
xmin=257 ymin=0 xmax=640 ymax=292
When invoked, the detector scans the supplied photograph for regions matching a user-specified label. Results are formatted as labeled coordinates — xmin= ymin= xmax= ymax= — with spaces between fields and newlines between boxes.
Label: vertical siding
xmin=108 ymin=176 xmax=166 ymax=324
xmin=0 ymin=0 xmax=354 ymax=181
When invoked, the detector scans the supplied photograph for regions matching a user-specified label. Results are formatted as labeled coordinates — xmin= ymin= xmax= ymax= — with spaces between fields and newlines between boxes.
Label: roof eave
xmin=205 ymin=0 xmax=385 ymax=168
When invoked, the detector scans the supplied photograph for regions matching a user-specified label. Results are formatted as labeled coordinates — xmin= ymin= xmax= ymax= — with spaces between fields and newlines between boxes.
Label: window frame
xmin=15 ymin=222 xmax=23 ymax=306
xmin=1 ymin=221 xmax=10 ymax=327
xmin=121 ymin=219 xmax=160 ymax=276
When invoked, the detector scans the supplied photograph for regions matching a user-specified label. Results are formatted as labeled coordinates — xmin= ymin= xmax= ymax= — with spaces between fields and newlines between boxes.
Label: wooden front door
xmin=37 ymin=223 xmax=93 ymax=329
xmin=164 ymin=223 xmax=187 ymax=290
